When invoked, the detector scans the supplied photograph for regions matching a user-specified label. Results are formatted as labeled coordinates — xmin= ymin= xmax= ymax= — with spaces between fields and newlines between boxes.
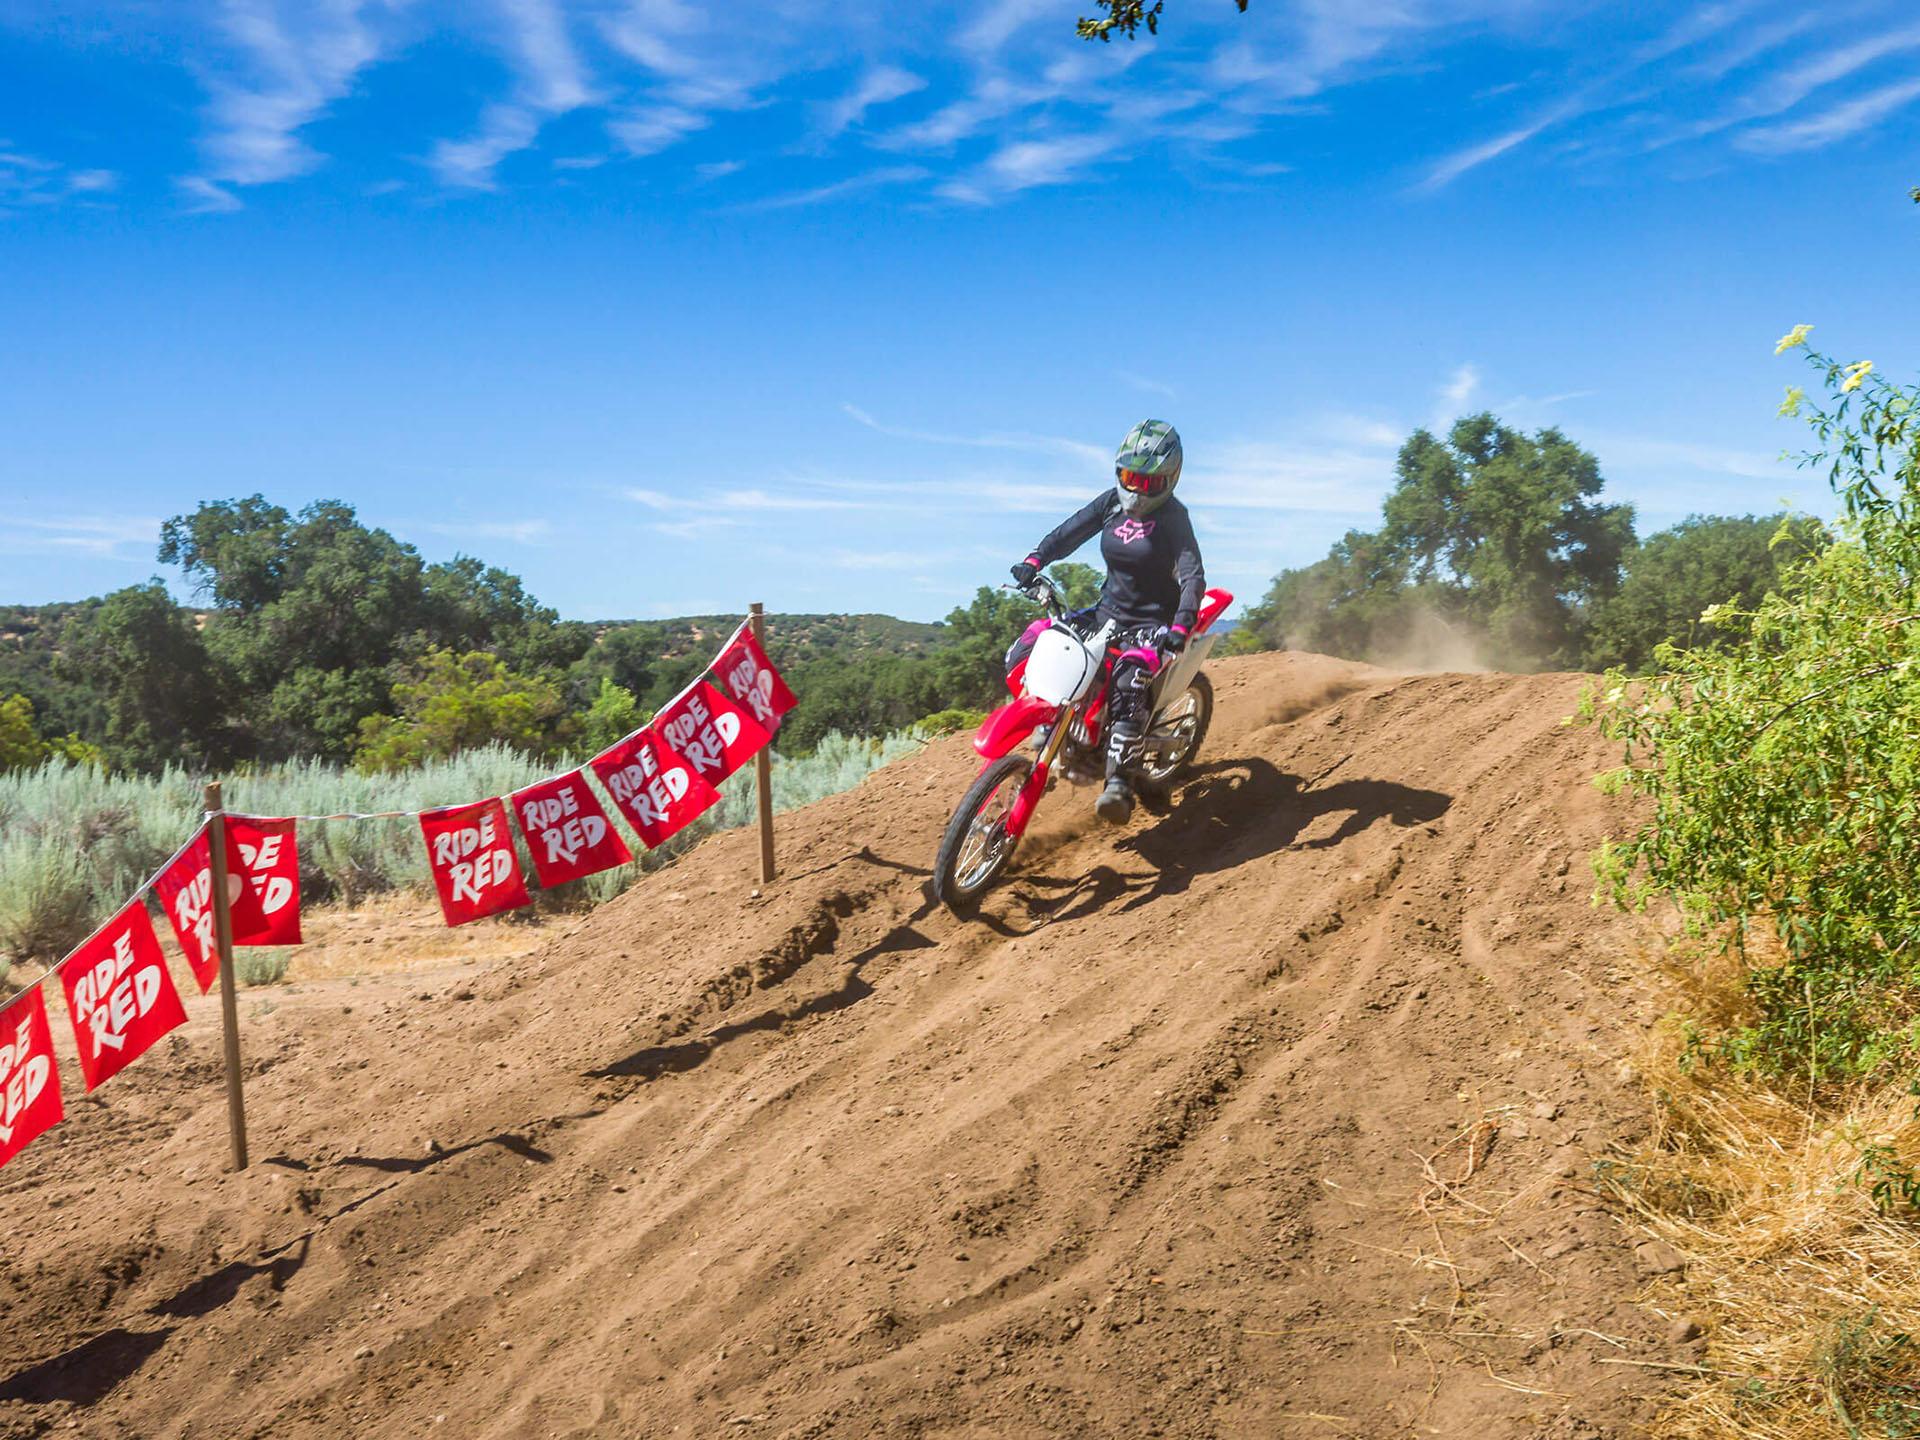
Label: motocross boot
xmin=1096 ymin=722 xmax=1141 ymax=824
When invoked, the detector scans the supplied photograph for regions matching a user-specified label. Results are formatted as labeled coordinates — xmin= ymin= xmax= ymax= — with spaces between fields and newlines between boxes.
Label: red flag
xmin=510 ymin=770 xmax=633 ymax=887
xmin=60 ymin=901 xmax=189 ymax=1092
xmin=0 ymin=988 xmax=64 ymax=1171
xmin=419 ymin=798 xmax=531 ymax=926
xmin=714 ymin=627 xmax=797 ymax=731
xmin=655 ymin=681 xmax=772 ymax=787
xmin=589 ymin=728 xmax=718 ymax=849
xmin=228 ymin=817 xmax=303 ymax=947
xmin=151 ymin=826 xmax=268 ymax=992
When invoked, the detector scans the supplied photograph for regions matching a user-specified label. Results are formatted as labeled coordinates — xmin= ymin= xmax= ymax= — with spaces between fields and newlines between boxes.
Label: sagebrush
xmin=0 ymin=729 xmax=923 ymax=972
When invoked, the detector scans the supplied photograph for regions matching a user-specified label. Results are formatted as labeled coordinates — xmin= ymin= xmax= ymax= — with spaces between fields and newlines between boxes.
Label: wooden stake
xmin=203 ymin=780 xmax=250 ymax=1171
xmin=750 ymin=603 xmax=776 ymax=887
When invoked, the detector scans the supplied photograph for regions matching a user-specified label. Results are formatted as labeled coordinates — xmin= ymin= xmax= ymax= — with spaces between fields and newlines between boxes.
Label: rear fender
xmin=973 ymin=697 xmax=1057 ymax=760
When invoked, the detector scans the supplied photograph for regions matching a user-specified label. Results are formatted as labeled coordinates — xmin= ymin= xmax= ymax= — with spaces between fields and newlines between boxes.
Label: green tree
xmin=1052 ymin=561 xmax=1104 ymax=610
xmin=57 ymin=583 xmax=227 ymax=771
xmin=1226 ymin=529 xmax=1424 ymax=657
xmin=1382 ymin=416 xmax=1633 ymax=667
xmin=1230 ymin=417 xmax=1633 ymax=668
xmin=353 ymin=649 xmax=571 ymax=773
xmin=577 ymin=677 xmax=644 ymax=754
xmin=0 ymin=694 xmax=42 ymax=771
xmin=1588 ymin=335 xmax=1920 ymax=1078
xmin=1582 ymin=514 xmax=1819 ymax=672
xmin=0 ymin=693 xmax=100 ymax=771
xmin=159 ymin=496 xmax=590 ymax=763
xmin=567 ymin=622 xmax=661 ymax=707
xmin=420 ymin=554 xmax=592 ymax=676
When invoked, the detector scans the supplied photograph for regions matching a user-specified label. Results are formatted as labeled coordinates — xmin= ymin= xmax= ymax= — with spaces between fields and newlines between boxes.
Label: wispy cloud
xmin=1432 ymin=363 xmax=1481 ymax=426
xmin=1418 ymin=101 xmax=1585 ymax=191
xmin=939 ymin=132 xmax=1119 ymax=203
xmin=190 ymin=0 xmax=392 ymax=197
xmin=1737 ymin=72 xmax=1920 ymax=153
xmin=624 ymin=485 xmax=870 ymax=513
xmin=818 ymin=65 xmax=927 ymax=139
xmin=430 ymin=0 xmax=595 ymax=189
xmin=1590 ymin=433 xmax=1785 ymax=481
xmin=0 ymin=515 xmax=159 ymax=558
xmin=842 ymin=403 xmax=1106 ymax=466
xmin=424 ymin=517 xmax=553 ymax=544
xmin=175 ymin=176 xmax=243 ymax=214
xmin=1117 ymin=370 xmax=1177 ymax=401
xmin=0 ymin=146 xmax=119 ymax=209
xmin=733 ymin=165 xmax=928 ymax=212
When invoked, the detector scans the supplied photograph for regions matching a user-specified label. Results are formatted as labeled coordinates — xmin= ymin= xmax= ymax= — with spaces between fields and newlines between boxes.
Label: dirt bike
xmin=931 ymin=574 xmax=1234 ymax=910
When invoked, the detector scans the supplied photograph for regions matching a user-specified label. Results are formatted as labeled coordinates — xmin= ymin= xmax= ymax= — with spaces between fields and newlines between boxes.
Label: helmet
xmin=1114 ymin=418 xmax=1182 ymax=517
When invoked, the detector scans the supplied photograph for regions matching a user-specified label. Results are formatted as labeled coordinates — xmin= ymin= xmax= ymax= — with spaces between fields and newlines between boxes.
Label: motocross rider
xmin=1008 ymin=418 xmax=1204 ymax=825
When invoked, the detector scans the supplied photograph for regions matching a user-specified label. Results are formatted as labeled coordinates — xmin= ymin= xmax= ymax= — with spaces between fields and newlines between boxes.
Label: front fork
xmin=1006 ymin=703 xmax=1072 ymax=839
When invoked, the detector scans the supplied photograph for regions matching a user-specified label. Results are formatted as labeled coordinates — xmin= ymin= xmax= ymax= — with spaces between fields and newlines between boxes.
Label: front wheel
xmin=1138 ymin=671 xmax=1213 ymax=784
xmin=932 ymin=754 xmax=1033 ymax=910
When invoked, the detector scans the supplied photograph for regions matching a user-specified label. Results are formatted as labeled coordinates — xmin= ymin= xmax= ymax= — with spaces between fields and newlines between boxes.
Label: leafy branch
xmin=1077 ymin=0 xmax=1249 ymax=42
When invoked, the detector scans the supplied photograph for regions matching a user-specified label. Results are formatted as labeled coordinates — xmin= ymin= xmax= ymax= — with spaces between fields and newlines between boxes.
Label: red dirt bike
xmin=932 ymin=574 xmax=1234 ymax=909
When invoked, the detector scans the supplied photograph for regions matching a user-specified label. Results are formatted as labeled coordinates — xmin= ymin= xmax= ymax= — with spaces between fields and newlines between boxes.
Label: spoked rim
xmin=950 ymin=771 xmax=1022 ymax=895
xmin=1139 ymin=687 xmax=1203 ymax=782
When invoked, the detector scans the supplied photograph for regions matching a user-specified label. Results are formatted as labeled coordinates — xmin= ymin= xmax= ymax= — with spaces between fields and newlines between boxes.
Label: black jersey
xmin=1029 ymin=491 xmax=1206 ymax=630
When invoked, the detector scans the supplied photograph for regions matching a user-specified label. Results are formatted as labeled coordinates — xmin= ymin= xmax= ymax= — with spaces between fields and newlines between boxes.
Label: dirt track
xmin=0 ymin=653 xmax=1687 ymax=1439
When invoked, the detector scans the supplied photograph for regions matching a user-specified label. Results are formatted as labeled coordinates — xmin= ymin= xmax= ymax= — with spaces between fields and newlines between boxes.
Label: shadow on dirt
xmin=153 ymin=1236 xmax=312 ymax=1319
xmin=986 ymin=758 xmax=1452 ymax=927
xmin=0 ymin=1326 xmax=174 ymax=1405
xmin=337 ymin=1131 xmax=553 ymax=1174
xmin=592 ymin=897 xmax=940 ymax=1085
xmin=0 ymin=1235 xmax=322 ymax=1404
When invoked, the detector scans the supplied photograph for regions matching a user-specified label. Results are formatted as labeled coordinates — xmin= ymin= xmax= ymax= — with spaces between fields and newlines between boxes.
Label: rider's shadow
xmin=999 ymin=758 xmax=1452 ymax=923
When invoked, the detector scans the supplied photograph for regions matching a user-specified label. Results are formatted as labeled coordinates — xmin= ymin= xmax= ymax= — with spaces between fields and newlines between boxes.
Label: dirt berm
xmin=0 ymin=653 xmax=1687 ymax=1439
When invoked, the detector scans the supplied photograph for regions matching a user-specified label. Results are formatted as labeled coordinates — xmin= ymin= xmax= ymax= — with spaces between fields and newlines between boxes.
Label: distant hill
xmin=0 ymin=602 xmax=104 ymax=738
xmin=629 ymin=612 xmax=950 ymax=663
xmin=0 ymin=600 xmax=955 ymax=744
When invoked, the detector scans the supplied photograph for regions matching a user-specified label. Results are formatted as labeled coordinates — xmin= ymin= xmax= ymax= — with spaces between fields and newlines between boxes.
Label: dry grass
xmin=1609 ymin=1013 xmax=1920 ymax=1439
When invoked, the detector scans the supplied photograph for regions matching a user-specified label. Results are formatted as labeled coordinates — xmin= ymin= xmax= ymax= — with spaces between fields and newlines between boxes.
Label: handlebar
xmin=1002 ymin=573 xmax=1067 ymax=618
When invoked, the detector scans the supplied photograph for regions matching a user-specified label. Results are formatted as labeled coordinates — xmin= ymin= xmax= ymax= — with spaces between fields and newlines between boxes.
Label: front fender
xmin=973 ymin=697 xmax=1057 ymax=759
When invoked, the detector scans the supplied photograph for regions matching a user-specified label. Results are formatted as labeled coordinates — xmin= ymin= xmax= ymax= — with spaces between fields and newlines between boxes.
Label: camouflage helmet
xmin=1114 ymin=418 xmax=1182 ymax=517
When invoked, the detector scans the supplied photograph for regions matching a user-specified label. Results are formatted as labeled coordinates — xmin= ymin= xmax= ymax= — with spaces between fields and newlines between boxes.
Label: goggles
xmin=1117 ymin=467 xmax=1170 ymax=497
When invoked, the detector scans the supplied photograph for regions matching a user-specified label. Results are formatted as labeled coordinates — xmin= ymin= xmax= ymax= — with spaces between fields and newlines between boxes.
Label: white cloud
xmin=831 ymin=548 xmax=925 ymax=570
xmin=0 ymin=147 xmax=119 ymax=208
xmin=1418 ymin=103 xmax=1581 ymax=191
xmin=424 ymin=518 xmax=553 ymax=544
xmin=0 ymin=515 xmax=159 ymax=558
xmin=429 ymin=0 xmax=595 ymax=188
xmin=175 ymin=176 xmax=243 ymax=213
xmin=1433 ymin=363 xmax=1481 ymax=425
xmin=733 ymin=165 xmax=928 ymax=212
xmin=1737 ymin=73 xmax=1920 ymax=153
xmin=819 ymin=66 xmax=927 ymax=139
xmin=194 ymin=0 xmax=390 ymax=189
xmin=842 ymin=402 xmax=1107 ymax=466
xmin=1589 ymin=434 xmax=1785 ymax=480
xmin=1117 ymin=370 xmax=1177 ymax=400
xmin=608 ymin=105 xmax=711 ymax=157
xmin=431 ymin=104 xmax=543 ymax=190
xmin=624 ymin=484 xmax=870 ymax=515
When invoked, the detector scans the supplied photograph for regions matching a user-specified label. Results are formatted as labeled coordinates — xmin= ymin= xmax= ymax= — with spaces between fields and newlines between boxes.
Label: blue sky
xmin=1 ymin=0 xmax=1916 ymax=622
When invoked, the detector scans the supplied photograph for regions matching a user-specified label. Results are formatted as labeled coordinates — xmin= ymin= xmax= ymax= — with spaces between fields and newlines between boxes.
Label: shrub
xmin=0 ymin=831 xmax=95 ymax=970
xmin=0 ymin=728 xmax=928 ymax=962
xmin=237 ymin=950 xmax=291 ymax=986
xmin=1587 ymin=334 xmax=1920 ymax=1080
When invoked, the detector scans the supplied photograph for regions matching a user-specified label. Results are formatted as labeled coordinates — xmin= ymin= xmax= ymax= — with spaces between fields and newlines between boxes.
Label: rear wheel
xmin=1138 ymin=671 xmax=1213 ymax=784
xmin=933 ymin=754 xmax=1033 ymax=910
